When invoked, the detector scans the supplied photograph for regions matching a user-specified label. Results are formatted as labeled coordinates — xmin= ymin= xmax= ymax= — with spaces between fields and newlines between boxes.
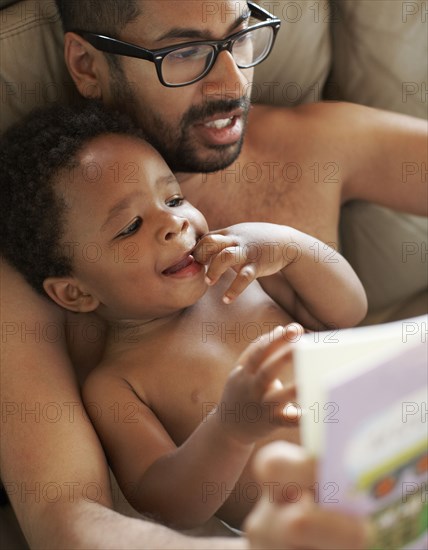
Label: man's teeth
xmin=204 ymin=117 xmax=233 ymax=129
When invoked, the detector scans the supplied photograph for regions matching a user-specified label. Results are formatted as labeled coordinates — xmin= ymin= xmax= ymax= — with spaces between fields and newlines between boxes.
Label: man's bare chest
xmin=180 ymin=157 xmax=341 ymax=244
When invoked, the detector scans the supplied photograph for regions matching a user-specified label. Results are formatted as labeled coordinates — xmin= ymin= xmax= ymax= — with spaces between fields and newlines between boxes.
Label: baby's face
xmin=59 ymin=134 xmax=209 ymax=321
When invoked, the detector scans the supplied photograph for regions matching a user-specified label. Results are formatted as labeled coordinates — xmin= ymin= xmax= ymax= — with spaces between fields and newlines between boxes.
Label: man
xmin=1 ymin=0 xmax=426 ymax=548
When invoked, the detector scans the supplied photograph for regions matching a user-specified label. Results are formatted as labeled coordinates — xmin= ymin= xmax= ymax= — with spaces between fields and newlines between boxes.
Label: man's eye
xmin=169 ymin=47 xmax=204 ymax=61
xmin=167 ymin=197 xmax=184 ymax=207
xmin=117 ymin=217 xmax=142 ymax=238
xmin=234 ymin=32 xmax=252 ymax=48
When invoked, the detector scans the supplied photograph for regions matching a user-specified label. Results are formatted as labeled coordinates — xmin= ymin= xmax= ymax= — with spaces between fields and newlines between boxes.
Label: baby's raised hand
xmin=216 ymin=325 xmax=302 ymax=446
xmin=194 ymin=223 xmax=296 ymax=303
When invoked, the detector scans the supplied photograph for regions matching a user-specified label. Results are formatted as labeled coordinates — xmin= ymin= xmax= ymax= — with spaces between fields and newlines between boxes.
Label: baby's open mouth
xmin=162 ymin=254 xmax=196 ymax=275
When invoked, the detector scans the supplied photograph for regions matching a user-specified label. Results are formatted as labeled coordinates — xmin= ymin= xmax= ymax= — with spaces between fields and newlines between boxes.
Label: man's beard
xmin=108 ymin=70 xmax=250 ymax=173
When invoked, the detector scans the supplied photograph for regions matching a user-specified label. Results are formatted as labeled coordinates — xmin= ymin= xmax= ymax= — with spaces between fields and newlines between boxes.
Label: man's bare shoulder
xmin=247 ymin=101 xmax=365 ymax=148
xmin=248 ymin=101 xmax=428 ymax=213
xmin=247 ymin=100 xmax=422 ymax=151
xmin=249 ymin=101 xmax=369 ymax=123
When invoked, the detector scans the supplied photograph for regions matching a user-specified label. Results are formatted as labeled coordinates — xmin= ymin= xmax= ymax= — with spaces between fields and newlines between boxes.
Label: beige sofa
xmin=0 ymin=0 xmax=427 ymax=546
xmin=2 ymin=0 xmax=426 ymax=324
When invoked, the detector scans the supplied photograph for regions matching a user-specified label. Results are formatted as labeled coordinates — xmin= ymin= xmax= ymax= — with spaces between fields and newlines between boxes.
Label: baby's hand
xmin=216 ymin=324 xmax=303 ymax=446
xmin=194 ymin=223 xmax=295 ymax=303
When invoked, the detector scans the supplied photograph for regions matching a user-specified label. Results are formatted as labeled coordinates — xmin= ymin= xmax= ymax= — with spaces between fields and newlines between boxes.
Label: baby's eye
xmin=167 ymin=196 xmax=184 ymax=207
xmin=117 ymin=217 xmax=142 ymax=238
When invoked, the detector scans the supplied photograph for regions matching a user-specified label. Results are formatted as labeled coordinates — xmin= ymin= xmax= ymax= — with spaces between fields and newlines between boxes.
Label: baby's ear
xmin=43 ymin=277 xmax=99 ymax=313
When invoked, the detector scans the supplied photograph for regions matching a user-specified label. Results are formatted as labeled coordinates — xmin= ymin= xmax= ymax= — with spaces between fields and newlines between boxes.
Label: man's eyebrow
xmin=156 ymin=9 xmax=251 ymax=42
xmin=100 ymin=190 xmax=142 ymax=232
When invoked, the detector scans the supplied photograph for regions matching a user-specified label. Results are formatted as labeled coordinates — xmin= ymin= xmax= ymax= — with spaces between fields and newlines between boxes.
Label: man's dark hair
xmin=55 ymin=0 xmax=141 ymax=36
xmin=0 ymin=101 xmax=145 ymax=295
xmin=55 ymin=0 xmax=141 ymax=73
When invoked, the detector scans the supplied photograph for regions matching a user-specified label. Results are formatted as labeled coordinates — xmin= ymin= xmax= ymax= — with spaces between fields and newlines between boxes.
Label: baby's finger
xmin=265 ymin=385 xmax=301 ymax=425
xmin=255 ymin=343 xmax=294 ymax=389
xmin=205 ymin=246 xmax=246 ymax=284
xmin=193 ymin=234 xmax=235 ymax=265
xmin=282 ymin=322 xmax=304 ymax=342
xmin=238 ymin=326 xmax=291 ymax=374
xmin=264 ymin=378 xmax=297 ymax=403
xmin=222 ymin=263 xmax=257 ymax=303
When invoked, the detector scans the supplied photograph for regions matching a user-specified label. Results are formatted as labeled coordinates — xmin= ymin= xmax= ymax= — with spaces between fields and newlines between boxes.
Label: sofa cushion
xmin=253 ymin=0 xmax=331 ymax=106
xmin=328 ymin=0 xmax=428 ymax=118
xmin=1 ymin=0 xmax=76 ymax=133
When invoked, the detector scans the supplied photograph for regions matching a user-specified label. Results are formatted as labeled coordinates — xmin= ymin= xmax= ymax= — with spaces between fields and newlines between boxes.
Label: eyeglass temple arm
xmin=72 ymin=31 xmax=154 ymax=61
xmin=247 ymin=1 xmax=280 ymax=21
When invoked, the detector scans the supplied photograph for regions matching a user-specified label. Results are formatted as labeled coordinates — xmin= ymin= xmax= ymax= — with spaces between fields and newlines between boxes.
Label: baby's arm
xmin=194 ymin=223 xmax=367 ymax=330
xmin=82 ymin=327 xmax=298 ymax=530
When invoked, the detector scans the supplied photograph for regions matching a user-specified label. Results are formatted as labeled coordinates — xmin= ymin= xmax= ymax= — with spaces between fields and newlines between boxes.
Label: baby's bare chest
xmin=125 ymin=281 xmax=293 ymax=445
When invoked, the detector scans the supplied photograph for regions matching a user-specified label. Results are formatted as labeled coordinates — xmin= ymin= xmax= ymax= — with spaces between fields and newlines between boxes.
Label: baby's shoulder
xmin=82 ymin=343 xmax=154 ymax=404
xmin=82 ymin=356 xmax=132 ymax=398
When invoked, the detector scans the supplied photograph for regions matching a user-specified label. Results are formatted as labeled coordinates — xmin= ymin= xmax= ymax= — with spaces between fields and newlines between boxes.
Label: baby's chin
xmin=182 ymin=276 xmax=210 ymax=308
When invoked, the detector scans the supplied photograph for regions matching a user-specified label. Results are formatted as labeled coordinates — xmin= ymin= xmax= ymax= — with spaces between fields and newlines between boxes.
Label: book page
xmin=294 ymin=315 xmax=427 ymax=454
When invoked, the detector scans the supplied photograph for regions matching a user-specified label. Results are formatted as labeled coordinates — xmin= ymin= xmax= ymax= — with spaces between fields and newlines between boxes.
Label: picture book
xmin=294 ymin=315 xmax=428 ymax=549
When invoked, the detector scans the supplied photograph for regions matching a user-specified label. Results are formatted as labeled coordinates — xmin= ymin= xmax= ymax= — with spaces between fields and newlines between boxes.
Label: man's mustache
xmin=182 ymin=97 xmax=251 ymax=127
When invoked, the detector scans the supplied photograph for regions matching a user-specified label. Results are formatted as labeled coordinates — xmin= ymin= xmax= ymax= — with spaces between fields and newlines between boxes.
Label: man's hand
xmin=214 ymin=325 xmax=303 ymax=446
xmin=245 ymin=441 xmax=371 ymax=549
xmin=194 ymin=223 xmax=297 ymax=303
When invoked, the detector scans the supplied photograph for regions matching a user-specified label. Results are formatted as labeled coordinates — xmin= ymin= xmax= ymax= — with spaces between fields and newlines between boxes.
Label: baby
xmin=0 ymin=101 xmax=367 ymax=530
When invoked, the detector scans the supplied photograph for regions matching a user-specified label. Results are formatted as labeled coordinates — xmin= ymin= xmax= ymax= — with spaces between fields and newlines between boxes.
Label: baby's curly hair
xmin=0 ymin=100 xmax=145 ymax=295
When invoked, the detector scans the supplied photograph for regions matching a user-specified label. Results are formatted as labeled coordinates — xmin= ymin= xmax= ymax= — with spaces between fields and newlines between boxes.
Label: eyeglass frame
xmin=71 ymin=1 xmax=281 ymax=87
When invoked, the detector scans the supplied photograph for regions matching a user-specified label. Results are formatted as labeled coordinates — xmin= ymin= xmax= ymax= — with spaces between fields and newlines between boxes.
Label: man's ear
xmin=64 ymin=32 xmax=106 ymax=100
xmin=43 ymin=277 xmax=100 ymax=313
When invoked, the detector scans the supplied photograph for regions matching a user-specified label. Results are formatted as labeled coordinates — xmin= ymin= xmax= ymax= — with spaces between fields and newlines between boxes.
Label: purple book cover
xmin=319 ymin=342 xmax=427 ymax=549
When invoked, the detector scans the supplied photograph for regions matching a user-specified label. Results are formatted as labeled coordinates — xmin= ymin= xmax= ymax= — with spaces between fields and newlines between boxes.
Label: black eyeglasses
xmin=72 ymin=1 xmax=281 ymax=87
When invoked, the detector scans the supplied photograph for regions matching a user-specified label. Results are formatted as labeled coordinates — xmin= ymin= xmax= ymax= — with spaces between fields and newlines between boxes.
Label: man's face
xmin=59 ymin=134 xmax=209 ymax=322
xmin=104 ymin=0 xmax=254 ymax=173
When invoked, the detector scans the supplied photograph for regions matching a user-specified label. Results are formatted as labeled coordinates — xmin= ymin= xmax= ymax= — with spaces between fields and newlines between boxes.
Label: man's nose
xmin=203 ymin=50 xmax=249 ymax=101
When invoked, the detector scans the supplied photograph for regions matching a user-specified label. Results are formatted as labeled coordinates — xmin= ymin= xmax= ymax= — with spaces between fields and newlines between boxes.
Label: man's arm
xmin=330 ymin=103 xmax=427 ymax=215
xmin=245 ymin=442 xmax=370 ymax=550
xmin=0 ymin=260 xmax=245 ymax=549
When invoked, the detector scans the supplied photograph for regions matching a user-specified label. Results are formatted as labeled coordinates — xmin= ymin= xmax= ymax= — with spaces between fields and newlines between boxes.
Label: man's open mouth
xmin=203 ymin=116 xmax=235 ymax=130
xmin=193 ymin=110 xmax=244 ymax=146
xmin=199 ymin=107 xmax=244 ymax=128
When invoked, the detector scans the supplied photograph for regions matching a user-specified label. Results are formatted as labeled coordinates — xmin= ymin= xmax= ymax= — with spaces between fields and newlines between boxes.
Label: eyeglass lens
xmin=162 ymin=25 xmax=274 ymax=85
